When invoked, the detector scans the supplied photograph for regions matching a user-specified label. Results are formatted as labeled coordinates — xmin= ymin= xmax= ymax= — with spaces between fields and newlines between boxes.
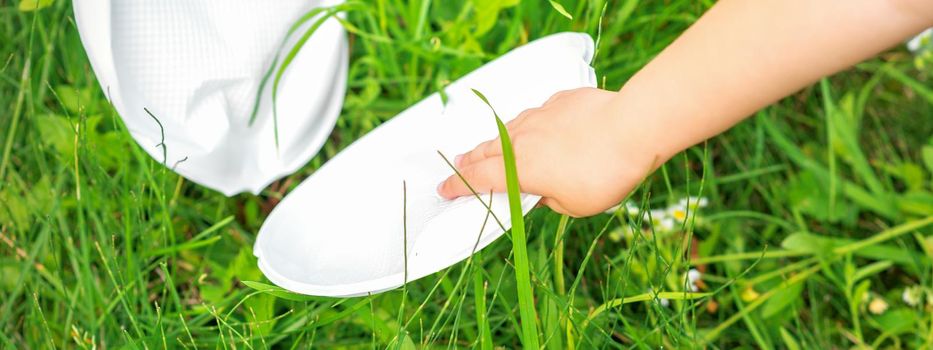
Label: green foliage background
xmin=1 ymin=0 xmax=933 ymax=348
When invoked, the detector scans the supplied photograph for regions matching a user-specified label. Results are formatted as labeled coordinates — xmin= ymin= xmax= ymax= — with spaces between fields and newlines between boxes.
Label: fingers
xmin=456 ymin=138 xmax=501 ymax=168
xmin=439 ymin=101 xmax=556 ymax=199
xmin=456 ymin=108 xmax=537 ymax=168
xmin=543 ymin=90 xmax=569 ymax=105
xmin=440 ymin=154 xmax=556 ymax=215
xmin=543 ymin=87 xmax=587 ymax=106
xmin=439 ymin=164 xmax=578 ymax=217
xmin=441 ymin=146 xmax=575 ymax=217
xmin=438 ymin=156 xmax=507 ymax=199
xmin=506 ymin=107 xmax=535 ymax=130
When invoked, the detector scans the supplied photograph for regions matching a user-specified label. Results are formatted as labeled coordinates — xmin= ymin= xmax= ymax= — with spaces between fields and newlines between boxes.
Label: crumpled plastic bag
xmin=254 ymin=32 xmax=597 ymax=297
xmin=73 ymin=0 xmax=347 ymax=195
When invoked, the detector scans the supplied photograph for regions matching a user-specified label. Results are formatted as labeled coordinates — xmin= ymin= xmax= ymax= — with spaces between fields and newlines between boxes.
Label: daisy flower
xmin=668 ymin=196 xmax=708 ymax=222
xmin=677 ymin=196 xmax=709 ymax=210
xmin=902 ymin=286 xmax=922 ymax=307
xmin=649 ymin=288 xmax=670 ymax=307
xmin=868 ymin=296 xmax=889 ymax=315
xmin=603 ymin=201 xmax=640 ymax=216
xmin=648 ymin=209 xmax=676 ymax=232
xmin=686 ymin=268 xmax=702 ymax=292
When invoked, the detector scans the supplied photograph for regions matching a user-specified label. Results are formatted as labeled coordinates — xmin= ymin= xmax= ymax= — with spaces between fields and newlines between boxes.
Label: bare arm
xmin=619 ymin=0 xmax=933 ymax=162
xmin=439 ymin=0 xmax=933 ymax=217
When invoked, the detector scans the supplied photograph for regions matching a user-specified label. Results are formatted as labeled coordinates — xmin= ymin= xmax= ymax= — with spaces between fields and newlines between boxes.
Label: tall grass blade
xmin=548 ymin=1 xmax=574 ymax=20
xmin=472 ymin=255 xmax=493 ymax=350
xmin=471 ymin=88 xmax=540 ymax=349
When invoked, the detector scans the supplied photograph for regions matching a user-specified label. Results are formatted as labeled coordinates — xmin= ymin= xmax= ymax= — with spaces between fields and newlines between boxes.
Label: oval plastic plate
xmin=255 ymin=32 xmax=597 ymax=297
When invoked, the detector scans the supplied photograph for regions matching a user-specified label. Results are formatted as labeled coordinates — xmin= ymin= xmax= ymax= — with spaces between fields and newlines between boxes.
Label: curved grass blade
xmin=471 ymin=88 xmax=540 ymax=349
xmin=582 ymin=291 xmax=711 ymax=330
xmin=255 ymin=2 xmax=364 ymax=152
xmin=249 ymin=6 xmax=333 ymax=126
xmin=271 ymin=7 xmax=341 ymax=152
xmin=548 ymin=0 xmax=574 ymax=20
xmin=241 ymin=280 xmax=320 ymax=302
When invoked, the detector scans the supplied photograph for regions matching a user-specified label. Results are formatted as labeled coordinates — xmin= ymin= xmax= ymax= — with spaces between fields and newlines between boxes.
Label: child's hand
xmin=436 ymin=88 xmax=661 ymax=217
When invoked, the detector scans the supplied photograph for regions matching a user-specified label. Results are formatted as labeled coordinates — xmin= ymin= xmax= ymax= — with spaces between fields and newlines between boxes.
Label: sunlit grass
xmin=1 ymin=0 xmax=932 ymax=348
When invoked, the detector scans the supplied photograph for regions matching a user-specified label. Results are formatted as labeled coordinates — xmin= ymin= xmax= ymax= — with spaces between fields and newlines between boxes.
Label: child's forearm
xmin=614 ymin=0 xmax=933 ymax=162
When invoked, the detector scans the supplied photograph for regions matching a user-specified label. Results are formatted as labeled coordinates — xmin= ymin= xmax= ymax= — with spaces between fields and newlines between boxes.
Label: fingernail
xmin=454 ymin=154 xmax=464 ymax=167
xmin=436 ymin=181 xmax=445 ymax=195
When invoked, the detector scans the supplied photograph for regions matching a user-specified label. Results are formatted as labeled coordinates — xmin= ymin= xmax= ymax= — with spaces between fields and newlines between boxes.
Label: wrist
xmin=608 ymin=85 xmax=682 ymax=173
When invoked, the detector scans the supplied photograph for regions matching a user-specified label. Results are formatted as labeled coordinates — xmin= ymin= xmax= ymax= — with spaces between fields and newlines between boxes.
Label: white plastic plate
xmin=73 ymin=0 xmax=347 ymax=195
xmin=255 ymin=32 xmax=597 ymax=297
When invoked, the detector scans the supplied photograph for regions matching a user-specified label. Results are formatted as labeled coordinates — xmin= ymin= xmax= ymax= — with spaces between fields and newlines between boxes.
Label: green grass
xmin=2 ymin=0 xmax=933 ymax=348
xmin=473 ymin=88 xmax=539 ymax=348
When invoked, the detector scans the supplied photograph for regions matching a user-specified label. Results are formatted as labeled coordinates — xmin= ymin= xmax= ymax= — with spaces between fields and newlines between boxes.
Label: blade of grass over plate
xmin=267 ymin=2 xmax=363 ymax=152
xmin=249 ymin=6 xmax=333 ymax=127
xmin=471 ymin=88 xmax=540 ymax=349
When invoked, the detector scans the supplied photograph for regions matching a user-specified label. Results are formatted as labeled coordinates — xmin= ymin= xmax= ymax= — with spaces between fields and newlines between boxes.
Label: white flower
xmin=625 ymin=201 xmax=639 ymax=214
xmin=667 ymin=197 xmax=708 ymax=223
xmin=677 ymin=196 xmax=709 ymax=209
xmin=687 ymin=269 xmax=702 ymax=283
xmin=658 ymin=217 xmax=676 ymax=232
xmin=603 ymin=203 xmax=622 ymax=215
xmin=648 ymin=208 xmax=666 ymax=219
xmin=687 ymin=269 xmax=702 ymax=292
xmin=607 ymin=198 xmax=706 ymax=231
xmin=650 ymin=288 xmax=670 ymax=307
xmin=667 ymin=203 xmax=689 ymax=222
xmin=869 ymin=297 xmax=889 ymax=315
xmin=647 ymin=209 xmax=676 ymax=231
xmin=908 ymin=28 xmax=933 ymax=53
xmin=903 ymin=286 xmax=922 ymax=307
xmin=603 ymin=201 xmax=640 ymax=216
xmin=609 ymin=225 xmax=637 ymax=242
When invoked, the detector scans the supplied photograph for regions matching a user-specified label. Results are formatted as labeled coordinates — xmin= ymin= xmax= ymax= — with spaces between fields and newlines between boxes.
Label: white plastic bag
xmin=73 ymin=0 xmax=347 ymax=195
xmin=254 ymin=32 xmax=597 ymax=297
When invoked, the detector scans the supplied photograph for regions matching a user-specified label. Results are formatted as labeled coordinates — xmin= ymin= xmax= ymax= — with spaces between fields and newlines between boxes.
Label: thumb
xmin=437 ymin=156 xmax=507 ymax=199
